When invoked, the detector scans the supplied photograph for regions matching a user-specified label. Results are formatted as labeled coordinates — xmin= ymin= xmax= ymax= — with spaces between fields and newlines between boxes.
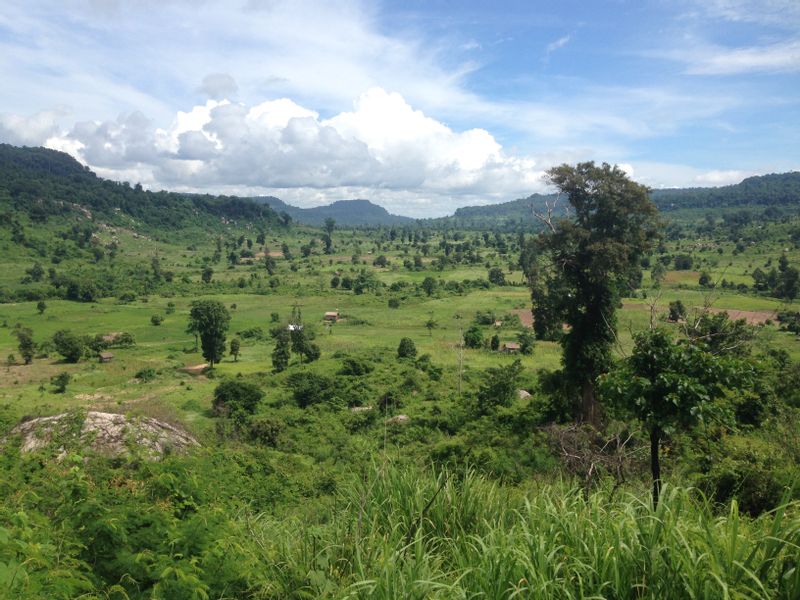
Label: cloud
xmin=0 ymin=88 xmax=551 ymax=216
xmin=546 ymin=35 xmax=571 ymax=55
xmin=684 ymin=40 xmax=800 ymax=75
xmin=198 ymin=73 xmax=239 ymax=100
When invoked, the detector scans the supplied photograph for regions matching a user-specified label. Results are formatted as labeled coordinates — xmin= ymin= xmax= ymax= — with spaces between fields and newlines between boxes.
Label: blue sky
xmin=0 ymin=0 xmax=798 ymax=216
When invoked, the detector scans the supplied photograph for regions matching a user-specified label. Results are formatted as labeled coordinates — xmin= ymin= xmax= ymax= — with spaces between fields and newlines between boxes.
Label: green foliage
xmin=50 ymin=371 xmax=71 ymax=393
xmin=340 ymin=356 xmax=374 ymax=376
xmin=487 ymin=266 xmax=506 ymax=285
xmin=229 ymin=337 xmax=240 ymax=361
xmin=472 ymin=359 xmax=523 ymax=416
xmin=188 ymin=300 xmax=230 ymax=367
xmin=271 ymin=329 xmax=291 ymax=372
xmin=135 ymin=367 xmax=157 ymax=382
xmin=150 ymin=313 xmax=164 ymax=326
xmin=531 ymin=162 xmax=660 ymax=423
xmin=668 ymin=299 xmax=686 ymax=322
xmin=286 ymin=372 xmax=338 ymax=408
xmin=464 ymin=324 xmax=483 ymax=349
xmin=397 ymin=337 xmax=417 ymax=359
xmin=212 ymin=379 xmax=264 ymax=416
xmin=13 ymin=327 xmax=34 ymax=364
xmin=52 ymin=329 xmax=84 ymax=363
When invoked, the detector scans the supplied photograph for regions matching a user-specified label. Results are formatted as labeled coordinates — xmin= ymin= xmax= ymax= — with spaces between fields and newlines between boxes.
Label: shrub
xmin=248 ymin=416 xmax=283 ymax=447
xmin=340 ymin=356 xmax=374 ymax=376
xmin=388 ymin=298 xmax=400 ymax=309
xmin=51 ymin=371 xmax=71 ymax=393
xmin=212 ymin=380 xmax=264 ymax=416
xmin=52 ymin=330 xmax=84 ymax=363
xmin=397 ymin=337 xmax=417 ymax=359
xmin=464 ymin=325 xmax=483 ymax=349
xmin=135 ymin=367 xmax=157 ymax=382
xmin=286 ymin=372 xmax=337 ymax=408
xmin=151 ymin=314 xmax=164 ymax=326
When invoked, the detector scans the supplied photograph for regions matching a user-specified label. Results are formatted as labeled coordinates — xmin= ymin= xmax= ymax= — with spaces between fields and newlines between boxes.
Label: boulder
xmin=385 ymin=414 xmax=410 ymax=426
xmin=4 ymin=411 xmax=199 ymax=460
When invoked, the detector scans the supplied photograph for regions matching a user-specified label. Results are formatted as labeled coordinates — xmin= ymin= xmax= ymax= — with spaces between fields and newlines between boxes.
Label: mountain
xmin=424 ymin=171 xmax=800 ymax=230
xmin=0 ymin=144 xmax=284 ymax=231
xmin=252 ymin=197 xmax=414 ymax=227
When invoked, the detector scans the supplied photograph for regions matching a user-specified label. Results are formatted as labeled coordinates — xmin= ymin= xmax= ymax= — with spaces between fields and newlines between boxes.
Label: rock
xmin=385 ymin=414 xmax=410 ymax=426
xmin=350 ymin=405 xmax=373 ymax=413
xmin=517 ymin=389 xmax=531 ymax=400
xmin=4 ymin=411 xmax=199 ymax=460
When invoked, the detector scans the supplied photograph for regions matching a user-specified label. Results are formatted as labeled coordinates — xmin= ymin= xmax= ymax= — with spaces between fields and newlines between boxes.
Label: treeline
xmin=0 ymin=144 xmax=285 ymax=230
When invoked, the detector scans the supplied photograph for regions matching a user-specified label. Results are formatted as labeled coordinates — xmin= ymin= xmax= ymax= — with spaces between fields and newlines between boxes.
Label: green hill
xmin=0 ymin=144 xmax=284 ymax=231
xmin=253 ymin=196 xmax=414 ymax=227
xmin=425 ymin=171 xmax=800 ymax=230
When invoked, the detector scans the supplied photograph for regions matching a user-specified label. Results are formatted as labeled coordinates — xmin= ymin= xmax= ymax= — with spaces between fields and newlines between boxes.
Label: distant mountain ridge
xmin=423 ymin=171 xmax=800 ymax=229
xmin=252 ymin=196 xmax=414 ymax=226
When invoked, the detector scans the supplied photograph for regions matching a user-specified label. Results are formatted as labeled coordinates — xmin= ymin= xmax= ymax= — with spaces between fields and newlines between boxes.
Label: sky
xmin=0 ymin=0 xmax=798 ymax=217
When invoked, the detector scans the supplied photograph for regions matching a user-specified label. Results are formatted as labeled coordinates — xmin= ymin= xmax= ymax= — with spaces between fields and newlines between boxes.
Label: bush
xmin=212 ymin=380 xmax=264 ymax=416
xmin=248 ymin=416 xmax=283 ymax=447
xmin=397 ymin=337 xmax=417 ymax=359
xmin=135 ymin=367 xmax=158 ymax=382
xmin=52 ymin=330 xmax=84 ymax=363
xmin=696 ymin=435 xmax=796 ymax=516
xmin=50 ymin=371 xmax=71 ymax=393
xmin=286 ymin=372 xmax=338 ymax=408
xmin=340 ymin=356 xmax=374 ymax=376
xmin=388 ymin=298 xmax=400 ymax=309
xmin=464 ymin=325 xmax=483 ymax=349
xmin=151 ymin=314 xmax=164 ymax=326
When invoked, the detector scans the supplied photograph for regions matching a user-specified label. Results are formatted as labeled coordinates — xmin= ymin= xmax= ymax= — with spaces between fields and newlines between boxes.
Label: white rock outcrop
xmin=5 ymin=411 xmax=199 ymax=460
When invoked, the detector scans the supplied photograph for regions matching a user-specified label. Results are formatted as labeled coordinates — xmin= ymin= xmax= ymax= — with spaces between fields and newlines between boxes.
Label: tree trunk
xmin=650 ymin=425 xmax=661 ymax=509
xmin=580 ymin=380 xmax=600 ymax=426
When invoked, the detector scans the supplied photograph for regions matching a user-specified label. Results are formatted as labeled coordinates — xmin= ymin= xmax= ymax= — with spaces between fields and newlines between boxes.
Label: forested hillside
xmin=0 ymin=144 xmax=284 ymax=231
xmin=425 ymin=171 xmax=800 ymax=230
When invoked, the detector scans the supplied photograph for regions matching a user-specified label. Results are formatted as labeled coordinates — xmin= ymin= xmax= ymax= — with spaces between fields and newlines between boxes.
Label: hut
xmin=501 ymin=342 xmax=520 ymax=354
xmin=324 ymin=311 xmax=340 ymax=322
xmin=98 ymin=352 xmax=114 ymax=363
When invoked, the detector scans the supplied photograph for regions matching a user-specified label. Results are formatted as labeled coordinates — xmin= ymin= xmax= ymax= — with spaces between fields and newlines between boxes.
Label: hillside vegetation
xmin=0 ymin=146 xmax=799 ymax=599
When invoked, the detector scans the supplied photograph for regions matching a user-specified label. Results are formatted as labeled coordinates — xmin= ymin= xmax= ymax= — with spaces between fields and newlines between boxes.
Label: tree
xmin=212 ymin=380 xmax=263 ymax=417
xmin=36 ymin=300 xmax=47 ymax=315
xmin=464 ymin=324 xmax=483 ymax=349
xmin=530 ymin=162 xmax=659 ymax=424
xmin=487 ymin=267 xmax=506 ymax=286
xmin=668 ymin=300 xmax=686 ymax=322
xmin=422 ymin=276 xmax=437 ymax=297
xmin=397 ymin=337 xmax=417 ymax=359
xmin=425 ymin=316 xmax=438 ymax=337
xmin=517 ymin=330 xmax=535 ymax=355
xmin=14 ymin=327 xmax=35 ymax=364
xmin=473 ymin=359 xmax=522 ymax=416
xmin=272 ymin=329 xmax=291 ymax=372
xmin=188 ymin=300 xmax=230 ymax=367
xmin=324 ymin=217 xmax=336 ymax=236
xmin=53 ymin=330 xmax=84 ymax=363
xmin=601 ymin=329 xmax=740 ymax=507
xmin=230 ymin=337 xmax=241 ymax=362
xmin=490 ymin=334 xmax=500 ymax=351
xmin=51 ymin=372 xmax=71 ymax=394
xmin=201 ymin=266 xmax=213 ymax=284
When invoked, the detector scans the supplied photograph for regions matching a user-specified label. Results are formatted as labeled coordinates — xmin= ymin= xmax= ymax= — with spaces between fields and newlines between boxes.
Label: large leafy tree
xmin=527 ymin=162 xmax=659 ymax=424
xmin=188 ymin=300 xmax=231 ymax=367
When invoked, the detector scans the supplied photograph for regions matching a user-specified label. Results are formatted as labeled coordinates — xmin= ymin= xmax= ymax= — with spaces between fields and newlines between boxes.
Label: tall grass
xmin=229 ymin=464 xmax=800 ymax=599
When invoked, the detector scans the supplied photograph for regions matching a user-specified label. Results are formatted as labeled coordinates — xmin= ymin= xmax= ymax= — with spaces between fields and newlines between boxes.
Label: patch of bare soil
xmin=511 ymin=309 xmax=534 ymax=328
xmin=708 ymin=308 xmax=776 ymax=325
xmin=178 ymin=363 xmax=209 ymax=375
